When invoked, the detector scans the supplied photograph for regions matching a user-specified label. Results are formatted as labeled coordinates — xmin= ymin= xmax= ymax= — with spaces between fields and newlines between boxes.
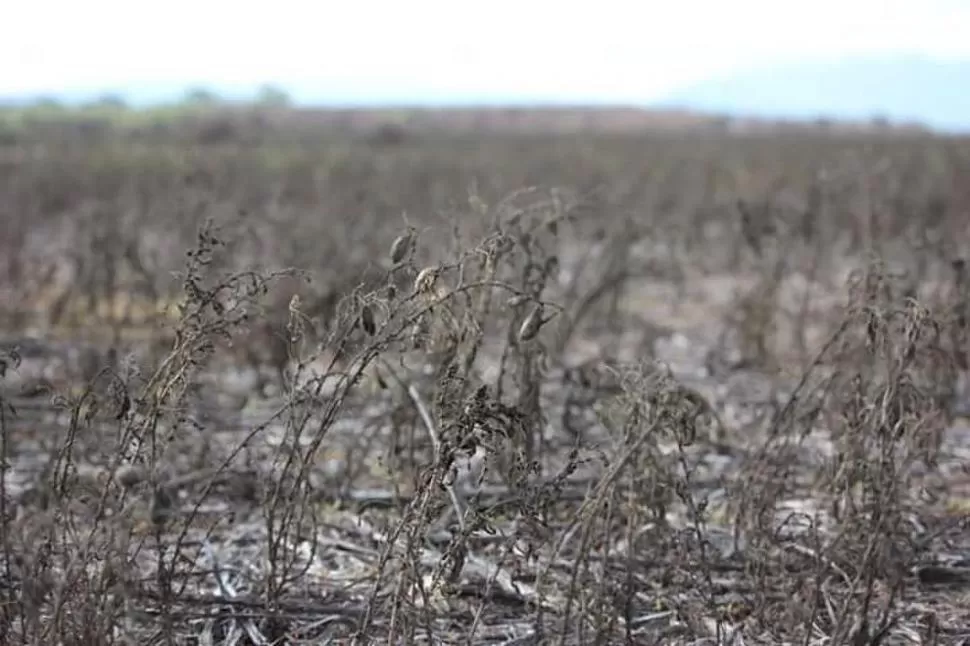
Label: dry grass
xmin=1 ymin=113 xmax=969 ymax=645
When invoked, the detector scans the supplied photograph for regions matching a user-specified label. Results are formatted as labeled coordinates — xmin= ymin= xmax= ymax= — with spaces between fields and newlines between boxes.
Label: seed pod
xmin=150 ymin=486 xmax=174 ymax=528
xmin=954 ymin=258 xmax=967 ymax=285
xmin=389 ymin=230 xmax=412 ymax=264
xmin=545 ymin=256 xmax=560 ymax=279
xmin=359 ymin=302 xmax=377 ymax=336
xmin=517 ymin=305 xmax=544 ymax=342
xmin=374 ymin=368 xmax=389 ymax=391
xmin=115 ymin=464 xmax=146 ymax=489
xmin=0 ymin=348 xmax=21 ymax=378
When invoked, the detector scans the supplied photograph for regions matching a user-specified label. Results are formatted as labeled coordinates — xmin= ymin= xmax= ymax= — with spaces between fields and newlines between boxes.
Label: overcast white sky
xmin=3 ymin=0 xmax=969 ymax=102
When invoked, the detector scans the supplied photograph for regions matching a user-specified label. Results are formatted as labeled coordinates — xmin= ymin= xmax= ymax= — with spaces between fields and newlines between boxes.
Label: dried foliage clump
xmin=1 ymin=113 xmax=970 ymax=644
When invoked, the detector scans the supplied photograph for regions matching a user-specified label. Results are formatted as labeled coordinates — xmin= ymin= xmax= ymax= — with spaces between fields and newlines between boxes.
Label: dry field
xmin=1 ymin=112 xmax=970 ymax=645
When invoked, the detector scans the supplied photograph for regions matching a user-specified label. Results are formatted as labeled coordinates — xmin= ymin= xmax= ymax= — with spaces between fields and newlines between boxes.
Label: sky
xmin=3 ymin=0 xmax=970 ymax=104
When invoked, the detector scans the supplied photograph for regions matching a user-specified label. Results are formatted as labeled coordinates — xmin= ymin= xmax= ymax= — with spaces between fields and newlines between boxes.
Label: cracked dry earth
xmin=3 ymin=261 xmax=970 ymax=645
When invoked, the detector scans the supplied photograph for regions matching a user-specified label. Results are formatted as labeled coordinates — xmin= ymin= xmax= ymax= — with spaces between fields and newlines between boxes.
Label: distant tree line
xmin=17 ymin=84 xmax=293 ymax=112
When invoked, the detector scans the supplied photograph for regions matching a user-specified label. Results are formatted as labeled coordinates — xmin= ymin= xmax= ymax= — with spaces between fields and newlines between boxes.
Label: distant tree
xmin=710 ymin=115 xmax=732 ymax=132
xmin=870 ymin=114 xmax=891 ymax=130
xmin=255 ymin=84 xmax=292 ymax=108
xmin=88 ymin=93 xmax=128 ymax=110
xmin=182 ymin=87 xmax=221 ymax=108
xmin=31 ymin=96 xmax=64 ymax=111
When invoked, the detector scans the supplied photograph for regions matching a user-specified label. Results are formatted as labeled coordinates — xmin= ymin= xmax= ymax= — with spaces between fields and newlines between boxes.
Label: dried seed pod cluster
xmin=415 ymin=266 xmax=439 ymax=295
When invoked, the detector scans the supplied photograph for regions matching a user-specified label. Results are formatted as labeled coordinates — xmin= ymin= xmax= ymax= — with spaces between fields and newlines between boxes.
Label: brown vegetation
xmin=0 ymin=110 xmax=968 ymax=644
